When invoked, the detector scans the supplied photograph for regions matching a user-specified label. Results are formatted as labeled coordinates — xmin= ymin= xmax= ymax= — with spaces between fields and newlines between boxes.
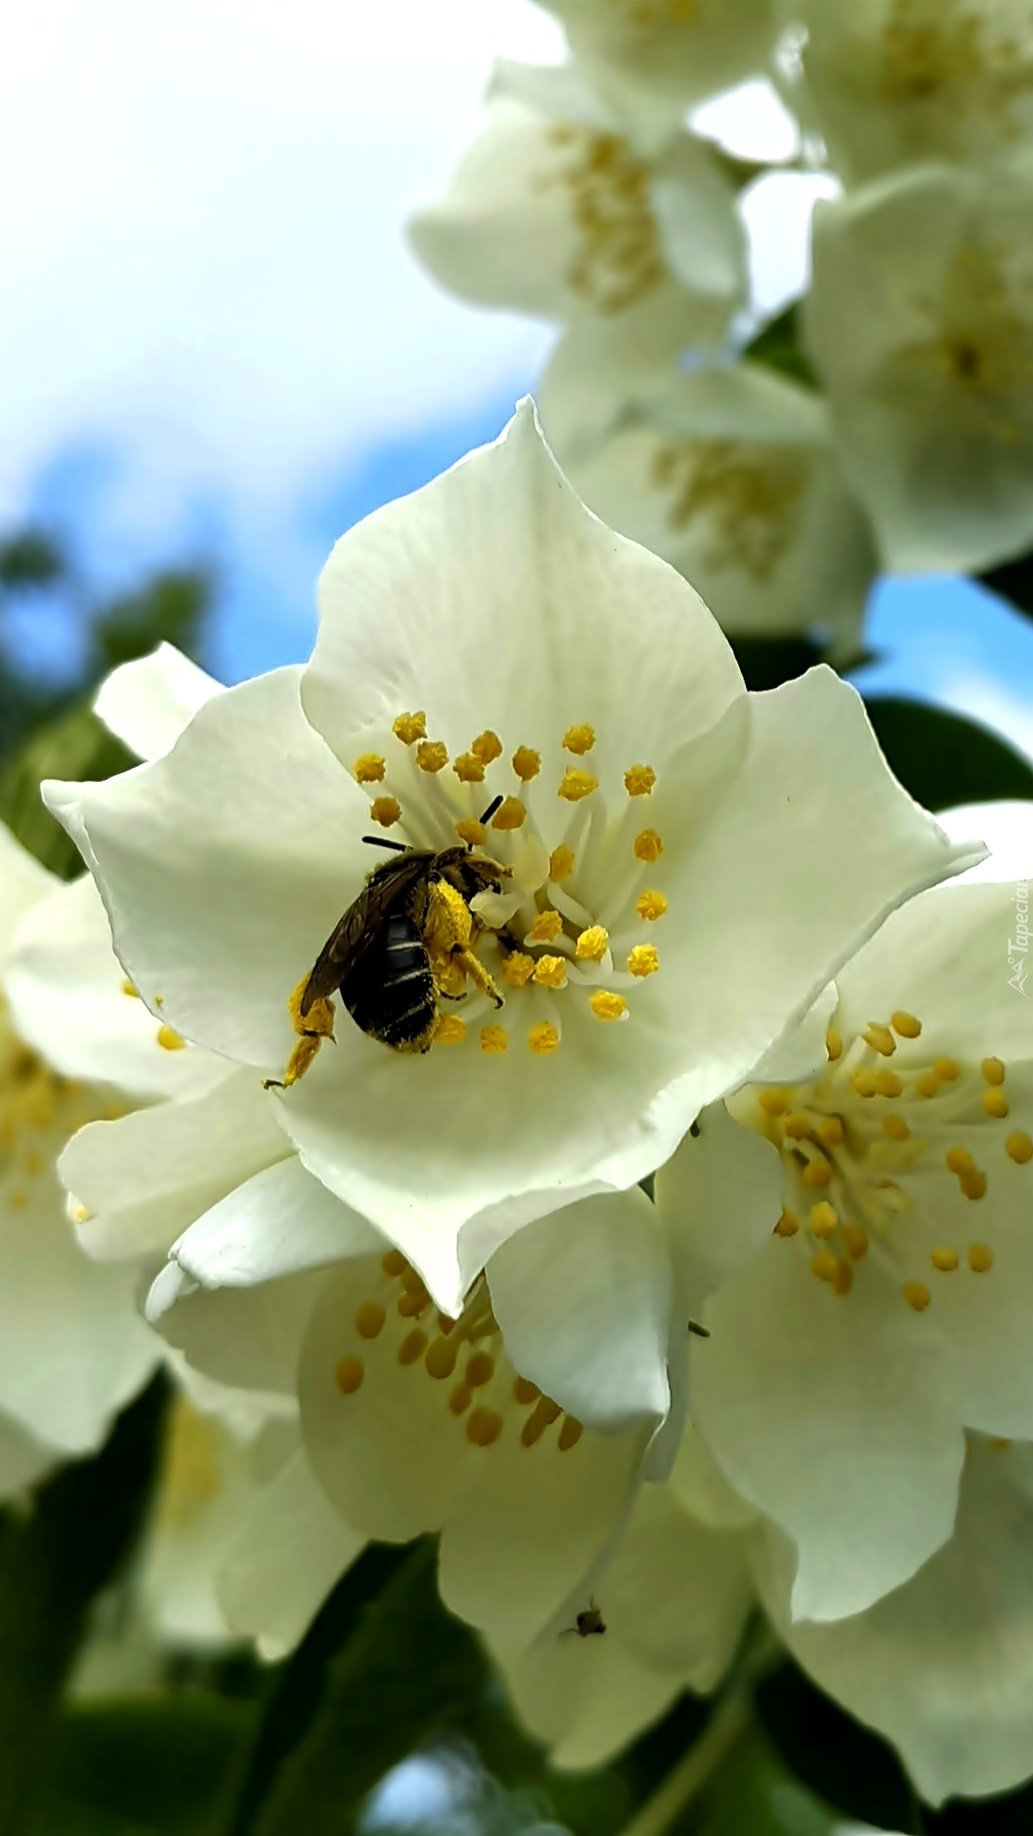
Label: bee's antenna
xmin=362 ymin=836 xmax=410 ymax=851
xmin=477 ymin=794 xmax=504 ymax=830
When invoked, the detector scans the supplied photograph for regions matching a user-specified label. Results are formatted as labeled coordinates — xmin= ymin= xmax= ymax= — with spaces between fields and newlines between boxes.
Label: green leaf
xmin=730 ymin=635 xmax=826 ymax=693
xmin=89 ymin=571 xmax=211 ymax=678
xmin=755 ymin=1660 xmax=915 ymax=1833
xmin=0 ymin=1375 xmax=168 ymax=1835
xmin=0 ymin=702 xmax=134 ymax=876
xmin=743 ymin=305 xmax=820 ymax=393
xmin=978 ymin=551 xmax=1033 ymax=621
xmin=0 ymin=531 xmax=67 ymax=593
xmin=863 ymin=696 xmax=1033 ymax=811
xmin=686 ymin=1723 xmax=840 ymax=1836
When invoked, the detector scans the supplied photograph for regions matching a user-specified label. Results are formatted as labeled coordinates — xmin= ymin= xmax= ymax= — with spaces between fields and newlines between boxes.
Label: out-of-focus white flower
xmin=45 ymin=405 xmax=978 ymax=1318
xmin=534 ymin=0 xmax=781 ymax=152
xmin=807 ymin=152 xmax=1033 ymax=574
xmin=543 ymin=352 xmax=876 ymax=659
xmin=794 ymin=0 xmax=1033 ymax=183
xmin=409 ymin=62 xmax=746 ymax=347
xmin=661 ymin=803 xmax=1033 ymax=1626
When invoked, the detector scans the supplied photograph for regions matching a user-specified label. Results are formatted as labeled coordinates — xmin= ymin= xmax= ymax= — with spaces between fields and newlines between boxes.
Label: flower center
xmin=733 ymin=1008 xmax=1032 ymax=1312
xmin=878 ymin=1 xmax=1033 ymax=109
xmin=0 ymin=997 xmax=103 ymax=1213
xmin=543 ymin=128 xmax=665 ymax=316
xmin=332 ymin=1248 xmax=585 ymax=1454
xmin=155 ymin=1395 xmax=223 ymax=1531
xmin=651 ymin=439 xmax=808 ymax=582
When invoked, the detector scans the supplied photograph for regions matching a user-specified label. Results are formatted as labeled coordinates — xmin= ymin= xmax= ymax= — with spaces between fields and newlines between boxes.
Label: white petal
xmin=94 ymin=643 xmax=222 ymax=762
xmin=0 ymin=822 xmax=56 ymax=957
xmin=149 ymin=1263 xmax=325 ymax=1395
xmin=172 ymin=1156 xmax=384 ymax=1290
xmin=656 ymin=1102 xmax=783 ymax=1311
xmin=602 ymin=1480 xmax=753 ymax=1684
xmin=490 ymin=1628 xmax=682 ymax=1771
xmin=217 ymin=1447 xmax=363 ymax=1658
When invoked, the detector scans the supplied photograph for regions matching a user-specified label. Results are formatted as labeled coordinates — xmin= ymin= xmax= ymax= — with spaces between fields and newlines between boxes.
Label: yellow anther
xmin=825 ymin=1026 xmax=843 ymax=1061
xmin=902 ymin=1281 xmax=931 ymax=1312
xmin=874 ymin=1071 xmax=904 ymax=1098
xmin=416 ymin=740 xmax=448 ymax=773
xmin=968 ymin=1243 xmax=994 ymax=1272
xmin=471 ymin=730 xmax=503 ymax=765
xmin=513 ymin=1376 xmax=540 ymax=1406
xmin=636 ymin=889 xmax=667 ymax=922
xmin=803 ymin=1156 xmax=832 ymax=1189
xmin=634 ymin=828 xmax=664 ymax=862
xmin=154 ymin=995 xmax=164 ymax=1006
xmin=434 ymin=1015 xmax=467 ymax=1046
xmin=528 ymin=909 xmax=563 ymax=944
xmin=370 ymin=796 xmax=402 ymax=827
xmin=456 ymin=819 xmax=486 ymax=847
xmin=401 ymin=1267 xmax=426 ymax=1293
xmin=532 ymin=955 xmax=568 ymax=990
xmin=157 ymin=1025 xmax=186 ymax=1052
xmin=454 ymin=751 xmax=486 ymax=784
xmin=398 ymin=1329 xmax=428 ymax=1365
xmin=467 ymin=1407 xmax=504 ymax=1447
xmin=512 ymin=746 xmax=541 ymax=782
xmin=931 ymin=1247 xmax=959 ymax=1273
xmin=575 ymin=924 xmax=609 ymax=962
xmin=935 ymin=1057 xmax=961 ymax=1082
xmin=521 ymin=1396 xmax=562 ymax=1447
xmin=449 ymin=1384 xmax=473 ymax=1417
xmin=590 ymin=991 xmax=628 ymax=1022
xmin=817 ymin=1116 xmax=845 ymax=1147
xmin=982 ymin=1057 xmax=1006 ymax=1086
xmin=73 ymin=1204 xmax=92 ymax=1224
xmin=559 ymin=767 xmax=598 ymax=802
xmin=774 ymin=1209 xmax=800 ymax=1238
xmin=563 ymin=724 xmax=596 ymax=755
xmin=892 ymin=1011 xmax=922 ymax=1039
xmin=8 ymin=1192 xmax=28 ymax=1210
xmin=437 ymin=1313 xmax=455 ymax=1336
xmin=121 ymin=979 xmax=138 ymax=998
xmin=758 ymin=1089 xmax=789 ymax=1117
xmin=425 ymin=1338 xmax=459 ymax=1380
xmin=783 ymin=1112 xmax=813 ymax=1140
xmin=832 ymin=1260 xmax=854 ymax=1297
xmin=398 ymin=1289 xmax=429 ymax=1318
xmin=810 ymin=1201 xmax=838 ymax=1238
xmin=382 ymin=1250 xmax=407 ymax=1277
xmin=841 ymin=1224 xmax=869 ymax=1261
xmin=334 ymin=1355 xmax=364 ymax=1395
xmin=466 ymin=1352 xmax=495 ymax=1390
xmin=354 ymin=753 xmax=386 ymax=783
xmin=492 ymin=797 xmax=526 ymax=831
xmin=393 ymin=711 xmax=427 ymax=745
xmin=528 ymin=1022 xmax=561 ymax=1056
xmin=549 ymin=845 xmax=575 ymax=883
xmin=627 ymin=944 xmax=659 ymax=978
xmin=883 ymin=1114 xmax=910 ymax=1141
xmin=916 ymin=1071 xmax=940 ymax=1098
xmin=984 ymin=1087 xmax=1010 ymax=1119
xmin=480 ymin=1025 xmax=508 ymax=1054
xmin=1006 ymin=1129 xmax=1033 ymax=1164
xmin=502 ymin=952 xmax=535 ymax=988
xmin=558 ymin=1415 xmax=584 ymax=1451
xmin=811 ymin=1250 xmax=838 ymax=1283
xmin=624 ymin=764 xmax=656 ymax=797
xmin=864 ymin=1023 xmax=897 ymax=1057
xmin=355 ymin=1302 xmax=386 ymax=1339
xmin=961 ymin=1170 xmax=988 ymax=1201
xmin=851 ymin=1069 xmax=877 ymax=1098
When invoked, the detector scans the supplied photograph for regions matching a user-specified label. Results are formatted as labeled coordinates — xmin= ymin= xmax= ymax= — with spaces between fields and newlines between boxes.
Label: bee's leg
xmin=453 ymin=948 xmax=504 ymax=1010
xmin=266 ymin=975 xmax=336 ymax=1090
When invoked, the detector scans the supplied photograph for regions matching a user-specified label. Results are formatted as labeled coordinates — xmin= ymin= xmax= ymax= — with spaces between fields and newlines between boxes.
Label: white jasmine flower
xmin=795 ymin=0 xmax=1033 ymax=183
xmin=543 ymin=352 xmax=876 ymax=660
xmin=807 ymin=151 xmax=1033 ymax=573
xmin=662 ymin=816 xmax=1033 ymax=1624
xmin=46 ymin=405 xmax=978 ymax=1317
xmin=409 ymin=62 xmax=746 ymax=343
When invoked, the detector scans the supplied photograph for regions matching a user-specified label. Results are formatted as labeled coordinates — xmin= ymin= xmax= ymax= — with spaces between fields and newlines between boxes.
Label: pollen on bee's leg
xmin=275 ymin=976 xmax=336 ymax=1088
xmin=457 ymin=950 xmax=504 ymax=1008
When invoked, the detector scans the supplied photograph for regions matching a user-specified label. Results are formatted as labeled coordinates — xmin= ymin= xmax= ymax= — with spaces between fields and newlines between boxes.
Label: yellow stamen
xmin=783 ymin=1112 xmax=812 ymax=1140
xmin=841 ymin=1224 xmax=868 ymax=1261
xmin=467 ymin=1408 xmax=504 ymax=1447
xmin=624 ymin=764 xmax=656 ymax=797
xmin=636 ymin=889 xmax=667 ymax=921
xmin=415 ymin=740 xmax=448 ymax=773
xmin=864 ymin=1023 xmax=896 ymax=1057
xmin=946 ymin=1146 xmax=976 ymax=1176
xmin=817 ymin=1116 xmax=845 ymax=1147
xmin=874 ymin=1071 xmax=903 ymax=1098
xmin=354 ymin=753 xmax=386 ymax=783
xmin=802 ymin=1156 xmax=832 ymax=1189
xmin=393 ymin=711 xmax=427 ymax=745
xmin=961 ymin=1170 xmax=987 ymax=1201
xmin=456 ymin=819 xmax=486 ymax=847
xmin=382 ymin=1250 xmax=407 ymax=1276
xmin=480 ymin=1025 xmax=508 ymax=1055
xmin=575 ymin=925 xmax=609 ymax=962
xmin=521 ymin=1397 xmax=562 ymax=1447
xmin=935 ymin=1057 xmax=961 ymax=1082
xmin=398 ymin=1329 xmax=428 ymax=1365
xmin=811 ymin=1250 xmax=838 ymax=1283
xmin=471 ymin=730 xmax=502 ymax=765
xmin=883 ymin=1114 xmax=910 ymax=1141
xmin=398 ymin=1290 xmax=429 ymax=1319
xmin=559 ymin=767 xmax=598 ymax=802
xmin=502 ymin=952 xmax=535 ymax=988
xmin=902 ymin=1281 xmax=931 ymax=1312
xmin=492 ymin=797 xmax=526 ymax=831
xmin=425 ymin=1339 xmax=459 ymax=1379
xmin=528 ymin=909 xmax=563 ymax=944
xmin=983 ymin=1087 xmax=1009 ymax=1119
xmin=466 ymin=1351 xmax=495 ymax=1388
xmin=774 ymin=1209 xmax=800 ymax=1238
xmin=454 ymin=751 xmax=485 ymax=784
xmin=528 ymin=1022 xmax=560 ymax=1056
xmin=334 ymin=1355 xmax=364 ymax=1394
xmin=512 ymin=746 xmax=541 ymax=781
xmin=513 ymin=1376 xmax=539 ymax=1406
xmin=809 ymin=1201 xmax=837 ymax=1238
xmin=434 ymin=1015 xmax=466 ymax=1046
xmin=826 ymin=1026 xmax=843 ymax=1061
xmin=157 ymin=1025 xmax=186 ymax=1052
xmin=758 ymin=1089 xmax=788 ymax=1117
xmin=931 ymin=1247 xmax=959 ymax=1273
xmin=832 ymin=1260 xmax=853 ymax=1297
xmin=121 ymin=979 xmax=138 ymax=998
xmin=851 ymin=1069 xmax=877 ymax=1098
xmin=982 ymin=1057 xmax=1006 ymax=1086
xmin=370 ymin=796 xmax=401 ymax=827
xmin=968 ymin=1243 xmax=994 ymax=1272
xmin=355 ymin=1302 xmax=386 ymax=1339
xmin=627 ymin=944 xmax=659 ymax=978
xmin=891 ymin=1011 xmax=922 ymax=1038
xmin=590 ymin=991 xmax=628 ymax=1022
xmin=449 ymin=1384 xmax=473 ymax=1417
xmin=549 ymin=845 xmax=575 ymax=883
xmin=532 ymin=955 xmax=568 ymax=990
xmin=563 ymin=724 xmax=596 ymax=755
xmin=1006 ymin=1129 xmax=1033 ymax=1164
xmin=558 ymin=1415 xmax=584 ymax=1451
xmin=916 ymin=1071 xmax=940 ymax=1098
xmin=634 ymin=828 xmax=664 ymax=862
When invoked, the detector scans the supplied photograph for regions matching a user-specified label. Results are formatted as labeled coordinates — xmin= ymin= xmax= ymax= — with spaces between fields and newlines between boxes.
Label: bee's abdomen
xmin=342 ymin=913 xmax=437 ymax=1052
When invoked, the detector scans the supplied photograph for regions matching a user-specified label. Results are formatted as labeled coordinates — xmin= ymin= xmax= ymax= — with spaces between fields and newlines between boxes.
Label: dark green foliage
xmin=0 ymin=533 xmax=67 ymax=594
xmin=863 ymin=696 xmax=1033 ymax=811
xmin=743 ymin=305 xmax=820 ymax=393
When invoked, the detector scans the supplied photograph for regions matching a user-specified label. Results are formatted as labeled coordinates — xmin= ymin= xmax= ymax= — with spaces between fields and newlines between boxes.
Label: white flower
xmin=660 ymin=807 xmax=1033 ymax=1624
xmin=542 ymin=351 xmax=877 ymax=660
xmin=409 ymin=62 xmax=746 ymax=343
xmin=45 ymin=404 xmax=978 ymax=1317
xmin=794 ymin=0 xmax=1033 ymax=183
xmin=807 ymin=151 xmax=1033 ymax=573
xmin=533 ymin=0 xmax=781 ymax=153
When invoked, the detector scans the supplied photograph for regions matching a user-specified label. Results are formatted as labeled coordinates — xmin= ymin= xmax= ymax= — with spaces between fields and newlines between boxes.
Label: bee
xmin=299 ymin=796 xmax=510 ymax=1054
xmin=563 ymin=1599 xmax=607 ymax=1639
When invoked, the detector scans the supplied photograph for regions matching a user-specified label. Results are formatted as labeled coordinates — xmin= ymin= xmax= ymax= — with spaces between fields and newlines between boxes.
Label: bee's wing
xmin=300 ymin=856 xmax=428 ymax=1015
